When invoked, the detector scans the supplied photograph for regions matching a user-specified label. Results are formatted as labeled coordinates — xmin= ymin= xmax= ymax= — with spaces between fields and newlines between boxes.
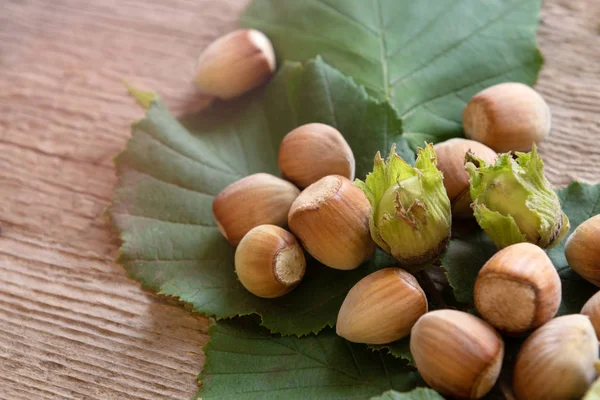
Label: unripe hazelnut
xmin=336 ymin=268 xmax=427 ymax=344
xmin=465 ymin=145 xmax=569 ymax=250
xmin=565 ymin=214 xmax=600 ymax=286
xmin=356 ymin=143 xmax=451 ymax=267
xmin=194 ymin=29 xmax=276 ymax=99
xmin=474 ymin=242 xmax=561 ymax=334
xmin=213 ymin=173 xmax=300 ymax=245
xmin=410 ymin=310 xmax=504 ymax=399
xmin=513 ymin=314 xmax=599 ymax=400
xmin=288 ymin=175 xmax=375 ymax=270
xmin=433 ymin=138 xmax=496 ymax=217
xmin=463 ymin=82 xmax=551 ymax=152
xmin=278 ymin=123 xmax=355 ymax=188
xmin=235 ymin=225 xmax=305 ymax=298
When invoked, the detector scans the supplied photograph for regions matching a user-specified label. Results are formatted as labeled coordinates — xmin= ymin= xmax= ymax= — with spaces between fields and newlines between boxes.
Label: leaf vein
xmin=265 ymin=336 xmax=363 ymax=381
xmin=390 ymin=0 xmax=524 ymax=88
xmin=385 ymin=0 xmax=460 ymax=60
xmin=379 ymin=351 xmax=393 ymax=389
xmin=205 ymin=365 xmax=334 ymax=376
xmin=315 ymin=0 xmax=379 ymax=36
xmin=242 ymin=16 xmax=381 ymax=66
xmin=112 ymin=212 xmax=217 ymax=229
xmin=374 ymin=0 xmax=390 ymax=100
xmin=319 ymin=64 xmax=339 ymax=127
xmin=589 ymin=192 xmax=600 ymax=215
xmin=344 ymin=340 xmax=364 ymax=380
xmin=136 ymin=127 xmax=243 ymax=178
xmin=401 ymin=59 xmax=538 ymax=118
xmin=120 ymin=165 xmax=218 ymax=198
xmin=202 ymin=382 xmax=387 ymax=396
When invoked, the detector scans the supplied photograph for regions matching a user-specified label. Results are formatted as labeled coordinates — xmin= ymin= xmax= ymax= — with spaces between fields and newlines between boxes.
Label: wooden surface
xmin=0 ymin=0 xmax=598 ymax=399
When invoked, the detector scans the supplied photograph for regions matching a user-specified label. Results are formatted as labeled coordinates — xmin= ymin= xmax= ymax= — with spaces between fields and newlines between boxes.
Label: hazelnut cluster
xmin=197 ymin=29 xmax=600 ymax=400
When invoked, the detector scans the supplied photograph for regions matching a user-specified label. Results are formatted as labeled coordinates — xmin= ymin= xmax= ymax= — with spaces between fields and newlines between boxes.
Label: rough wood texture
xmin=536 ymin=0 xmax=600 ymax=186
xmin=0 ymin=0 xmax=598 ymax=399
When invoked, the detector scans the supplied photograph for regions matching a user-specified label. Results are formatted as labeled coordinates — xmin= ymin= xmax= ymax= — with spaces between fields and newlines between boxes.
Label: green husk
xmin=466 ymin=144 xmax=569 ymax=249
xmin=355 ymin=144 xmax=451 ymax=267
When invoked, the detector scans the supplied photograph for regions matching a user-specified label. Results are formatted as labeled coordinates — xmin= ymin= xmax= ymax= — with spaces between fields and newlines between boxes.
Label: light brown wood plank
xmin=0 ymin=0 xmax=246 ymax=398
xmin=536 ymin=0 xmax=600 ymax=186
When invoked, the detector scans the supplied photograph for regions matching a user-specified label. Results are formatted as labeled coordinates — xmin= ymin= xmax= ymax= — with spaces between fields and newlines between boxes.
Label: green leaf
xmin=370 ymin=388 xmax=444 ymax=400
xmin=242 ymin=0 xmax=543 ymax=148
xmin=369 ymin=338 xmax=413 ymax=365
xmin=197 ymin=318 xmax=420 ymax=400
xmin=442 ymin=182 xmax=600 ymax=314
xmin=110 ymin=58 xmax=408 ymax=336
xmin=442 ymin=228 xmax=496 ymax=304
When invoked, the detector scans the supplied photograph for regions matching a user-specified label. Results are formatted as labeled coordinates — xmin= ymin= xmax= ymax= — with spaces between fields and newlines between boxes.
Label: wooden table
xmin=1 ymin=0 xmax=598 ymax=399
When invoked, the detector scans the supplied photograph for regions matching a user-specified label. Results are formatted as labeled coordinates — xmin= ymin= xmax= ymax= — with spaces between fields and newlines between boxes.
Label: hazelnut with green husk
xmin=354 ymin=143 xmax=452 ymax=269
xmin=465 ymin=144 xmax=569 ymax=249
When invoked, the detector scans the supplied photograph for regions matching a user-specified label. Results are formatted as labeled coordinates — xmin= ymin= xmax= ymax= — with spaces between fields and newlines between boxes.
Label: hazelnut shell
xmin=513 ymin=314 xmax=598 ymax=400
xmin=288 ymin=175 xmax=375 ymax=270
xmin=336 ymin=268 xmax=427 ymax=344
xmin=565 ymin=214 xmax=600 ymax=286
xmin=194 ymin=29 xmax=275 ymax=99
xmin=474 ymin=242 xmax=561 ymax=334
xmin=434 ymin=138 xmax=496 ymax=217
xmin=278 ymin=123 xmax=355 ymax=188
xmin=213 ymin=173 xmax=300 ymax=245
xmin=235 ymin=225 xmax=306 ymax=298
xmin=463 ymin=82 xmax=551 ymax=152
xmin=410 ymin=309 xmax=504 ymax=399
xmin=581 ymin=290 xmax=600 ymax=340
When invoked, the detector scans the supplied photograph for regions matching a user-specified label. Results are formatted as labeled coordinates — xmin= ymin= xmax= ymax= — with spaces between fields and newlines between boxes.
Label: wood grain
xmin=0 ymin=0 xmax=598 ymax=399
xmin=536 ymin=0 xmax=600 ymax=186
xmin=0 ymin=0 xmax=246 ymax=398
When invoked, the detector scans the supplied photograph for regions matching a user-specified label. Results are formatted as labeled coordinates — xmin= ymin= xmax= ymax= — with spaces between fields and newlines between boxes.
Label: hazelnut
xmin=212 ymin=173 xmax=300 ymax=245
xmin=433 ymin=138 xmax=496 ymax=217
xmin=582 ymin=290 xmax=600 ymax=339
xmin=336 ymin=268 xmax=427 ymax=344
xmin=194 ymin=29 xmax=275 ymax=99
xmin=410 ymin=309 xmax=504 ymax=399
xmin=278 ymin=123 xmax=355 ymax=188
xmin=288 ymin=175 xmax=375 ymax=270
xmin=474 ymin=242 xmax=561 ymax=334
xmin=235 ymin=225 xmax=305 ymax=298
xmin=513 ymin=315 xmax=599 ymax=400
xmin=565 ymin=214 xmax=600 ymax=286
xmin=463 ymin=82 xmax=551 ymax=152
